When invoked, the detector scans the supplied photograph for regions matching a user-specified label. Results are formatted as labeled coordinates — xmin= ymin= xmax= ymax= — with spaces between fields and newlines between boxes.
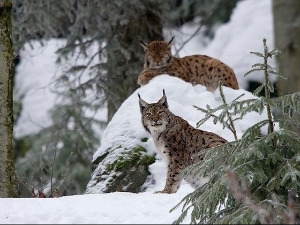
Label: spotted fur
xmin=138 ymin=90 xmax=228 ymax=194
xmin=138 ymin=37 xmax=239 ymax=91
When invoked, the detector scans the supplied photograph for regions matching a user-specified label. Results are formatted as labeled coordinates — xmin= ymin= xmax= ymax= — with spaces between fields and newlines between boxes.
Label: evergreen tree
xmin=273 ymin=0 xmax=300 ymax=96
xmin=15 ymin=95 xmax=100 ymax=197
xmin=173 ymin=39 xmax=300 ymax=224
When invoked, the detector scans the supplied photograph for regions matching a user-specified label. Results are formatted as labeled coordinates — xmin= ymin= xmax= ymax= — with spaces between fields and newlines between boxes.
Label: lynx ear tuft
xmin=167 ymin=36 xmax=175 ymax=46
xmin=158 ymin=89 xmax=168 ymax=108
xmin=138 ymin=93 xmax=148 ymax=112
xmin=140 ymin=40 xmax=148 ymax=51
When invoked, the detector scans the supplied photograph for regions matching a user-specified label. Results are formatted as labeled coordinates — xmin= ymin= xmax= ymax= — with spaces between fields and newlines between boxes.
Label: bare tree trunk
xmin=272 ymin=0 xmax=300 ymax=95
xmin=0 ymin=0 xmax=18 ymax=198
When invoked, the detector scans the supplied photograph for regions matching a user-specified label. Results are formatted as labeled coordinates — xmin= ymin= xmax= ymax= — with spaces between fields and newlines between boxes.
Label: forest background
xmin=0 ymin=0 xmax=300 ymax=223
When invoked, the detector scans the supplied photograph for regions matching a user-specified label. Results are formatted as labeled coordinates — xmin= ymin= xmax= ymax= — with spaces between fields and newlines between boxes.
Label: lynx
xmin=138 ymin=37 xmax=239 ymax=92
xmin=138 ymin=90 xmax=228 ymax=194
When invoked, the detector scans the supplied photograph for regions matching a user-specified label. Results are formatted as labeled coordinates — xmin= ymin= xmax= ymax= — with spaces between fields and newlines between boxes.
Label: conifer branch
xmin=262 ymin=38 xmax=274 ymax=134
xmin=194 ymin=82 xmax=241 ymax=140
xmin=227 ymin=170 xmax=274 ymax=224
xmin=218 ymin=81 xmax=238 ymax=140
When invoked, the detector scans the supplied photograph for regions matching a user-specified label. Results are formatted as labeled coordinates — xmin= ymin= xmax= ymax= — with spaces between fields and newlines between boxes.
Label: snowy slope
xmin=5 ymin=0 xmax=275 ymax=224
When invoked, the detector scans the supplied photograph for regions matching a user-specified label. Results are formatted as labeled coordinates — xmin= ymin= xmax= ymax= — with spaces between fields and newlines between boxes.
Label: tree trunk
xmin=106 ymin=4 xmax=163 ymax=121
xmin=272 ymin=0 xmax=300 ymax=95
xmin=0 ymin=0 xmax=18 ymax=197
xmin=272 ymin=0 xmax=300 ymax=135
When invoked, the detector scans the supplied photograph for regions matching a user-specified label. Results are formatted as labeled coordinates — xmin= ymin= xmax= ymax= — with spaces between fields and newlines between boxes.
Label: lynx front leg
xmin=154 ymin=161 xmax=184 ymax=194
xmin=138 ymin=69 xmax=164 ymax=85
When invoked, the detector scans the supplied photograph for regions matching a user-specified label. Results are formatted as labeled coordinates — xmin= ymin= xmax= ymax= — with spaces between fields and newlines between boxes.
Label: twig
xmin=218 ymin=81 xmax=238 ymax=140
xmin=50 ymin=136 xmax=60 ymax=196
xmin=262 ymin=39 xmax=274 ymax=134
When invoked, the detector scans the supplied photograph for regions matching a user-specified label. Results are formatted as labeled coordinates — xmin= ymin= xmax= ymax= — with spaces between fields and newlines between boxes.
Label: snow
xmin=6 ymin=0 xmax=274 ymax=224
xmin=0 ymin=192 xmax=192 ymax=224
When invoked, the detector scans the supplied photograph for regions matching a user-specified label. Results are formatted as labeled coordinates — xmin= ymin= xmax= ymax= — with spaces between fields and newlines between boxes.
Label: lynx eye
xmin=147 ymin=55 xmax=153 ymax=61
xmin=163 ymin=53 xmax=170 ymax=59
xmin=145 ymin=112 xmax=152 ymax=117
xmin=146 ymin=55 xmax=153 ymax=67
xmin=158 ymin=111 xmax=164 ymax=115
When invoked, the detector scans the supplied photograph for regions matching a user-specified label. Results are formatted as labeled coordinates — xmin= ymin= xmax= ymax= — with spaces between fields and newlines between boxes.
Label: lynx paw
xmin=153 ymin=190 xmax=175 ymax=194
xmin=137 ymin=74 xmax=150 ymax=86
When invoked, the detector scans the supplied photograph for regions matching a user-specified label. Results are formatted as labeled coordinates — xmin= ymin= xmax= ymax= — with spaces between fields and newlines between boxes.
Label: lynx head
xmin=140 ymin=36 xmax=174 ymax=69
xmin=138 ymin=90 xmax=172 ymax=134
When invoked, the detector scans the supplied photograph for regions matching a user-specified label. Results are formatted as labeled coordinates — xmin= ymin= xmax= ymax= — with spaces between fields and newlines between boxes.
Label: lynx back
xmin=138 ymin=37 xmax=239 ymax=92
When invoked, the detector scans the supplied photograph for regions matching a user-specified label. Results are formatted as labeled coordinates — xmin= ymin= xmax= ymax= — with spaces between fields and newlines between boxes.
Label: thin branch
xmin=50 ymin=136 xmax=60 ymax=195
xmin=218 ymin=81 xmax=238 ymax=140
xmin=262 ymin=39 xmax=274 ymax=134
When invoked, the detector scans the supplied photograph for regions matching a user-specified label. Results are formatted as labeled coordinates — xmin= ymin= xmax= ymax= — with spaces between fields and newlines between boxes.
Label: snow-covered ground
xmin=0 ymin=191 xmax=192 ymax=224
xmin=3 ymin=0 xmax=275 ymax=224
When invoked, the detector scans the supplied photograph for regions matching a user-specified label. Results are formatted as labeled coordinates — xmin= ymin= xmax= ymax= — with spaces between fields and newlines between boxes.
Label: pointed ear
xmin=157 ymin=89 xmax=168 ymax=108
xmin=167 ymin=36 xmax=175 ymax=46
xmin=138 ymin=93 xmax=148 ymax=112
xmin=140 ymin=40 xmax=148 ymax=51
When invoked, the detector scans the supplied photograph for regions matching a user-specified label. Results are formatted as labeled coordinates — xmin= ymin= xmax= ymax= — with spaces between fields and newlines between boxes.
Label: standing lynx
xmin=138 ymin=90 xmax=228 ymax=194
xmin=138 ymin=37 xmax=239 ymax=91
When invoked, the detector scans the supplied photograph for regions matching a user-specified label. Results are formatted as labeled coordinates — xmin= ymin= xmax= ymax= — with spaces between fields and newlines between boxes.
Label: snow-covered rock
xmin=86 ymin=75 xmax=268 ymax=194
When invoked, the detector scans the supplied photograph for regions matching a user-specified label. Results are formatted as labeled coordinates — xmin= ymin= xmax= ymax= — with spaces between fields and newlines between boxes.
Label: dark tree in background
xmin=103 ymin=1 xmax=163 ymax=121
xmin=273 ymin=0 xmax=300 ymax=95
xmin=0 ymin=0 xmax=18 ymax=197
xmin=273 ymin=0 xmax=300 ymax=135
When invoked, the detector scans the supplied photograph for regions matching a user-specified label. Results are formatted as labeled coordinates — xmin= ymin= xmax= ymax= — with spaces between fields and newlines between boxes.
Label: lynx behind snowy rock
xmin=138 ymin=37 xmax=239 ymax=91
